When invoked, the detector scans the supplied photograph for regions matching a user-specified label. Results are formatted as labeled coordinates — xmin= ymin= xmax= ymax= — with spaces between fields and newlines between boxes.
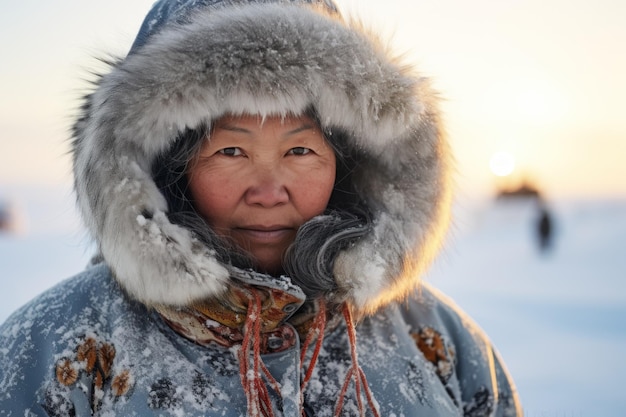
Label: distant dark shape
xmin=494 ymin=180 xmax=556 ymax=254
xmin=536 ymin=205 xmax=553 ymax=253
xmin=495 ymin=181 xmax=541 ymax=200
xmin=0 ymin=199 xmax=21 ymax=234
xmin=0 ymin=200 xmax=10 ymax=232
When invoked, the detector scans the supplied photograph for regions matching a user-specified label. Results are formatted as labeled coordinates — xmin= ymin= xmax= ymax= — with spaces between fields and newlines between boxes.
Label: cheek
xmin=187 ymin=171 xmax=237 ymax=225
xmin=296 ymin=167 xmax=336 ymax=218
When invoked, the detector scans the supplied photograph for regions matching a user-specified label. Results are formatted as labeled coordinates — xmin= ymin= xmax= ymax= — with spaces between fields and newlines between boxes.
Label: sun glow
xmin=489 ymin=152 xmax=516 ymax=177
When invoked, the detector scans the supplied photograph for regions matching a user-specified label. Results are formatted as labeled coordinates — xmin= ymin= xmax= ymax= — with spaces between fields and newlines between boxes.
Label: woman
xmin=0 ymin=0 xmax=522 ymax=416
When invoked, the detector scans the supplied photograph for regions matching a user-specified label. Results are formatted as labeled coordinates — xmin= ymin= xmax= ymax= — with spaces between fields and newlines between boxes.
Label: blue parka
xmin=1 ymin=264 xmax=520 ymax=416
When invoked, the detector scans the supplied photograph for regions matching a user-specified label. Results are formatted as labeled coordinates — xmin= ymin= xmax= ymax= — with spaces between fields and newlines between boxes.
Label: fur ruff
xmin=72 ymin=3 xmax=452 ymax=313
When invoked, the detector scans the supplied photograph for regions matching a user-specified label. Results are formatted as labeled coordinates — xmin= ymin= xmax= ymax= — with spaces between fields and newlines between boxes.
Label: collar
xmin=155 ymin=269 xmax=322 ymax=353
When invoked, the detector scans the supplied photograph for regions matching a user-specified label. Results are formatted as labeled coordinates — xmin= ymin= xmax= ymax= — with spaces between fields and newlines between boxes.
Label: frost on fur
xmin=71 ymin=3 xmax=450 ymax=311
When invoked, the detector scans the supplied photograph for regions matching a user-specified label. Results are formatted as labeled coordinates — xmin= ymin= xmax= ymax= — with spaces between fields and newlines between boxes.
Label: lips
xmin=229 ymin=225 xmax=300 ymax=273
xmin=234 ymin=226 xmax=295 ymax=243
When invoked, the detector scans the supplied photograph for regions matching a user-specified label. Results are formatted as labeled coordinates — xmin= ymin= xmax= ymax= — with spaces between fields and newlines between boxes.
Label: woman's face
xmin=188 ymin=114 xmax=336 ymax=274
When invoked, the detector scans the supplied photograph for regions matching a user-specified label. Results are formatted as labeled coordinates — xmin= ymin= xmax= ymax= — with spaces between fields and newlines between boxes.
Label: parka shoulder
xmin=398 ymin=283 xmax=523 ymax=416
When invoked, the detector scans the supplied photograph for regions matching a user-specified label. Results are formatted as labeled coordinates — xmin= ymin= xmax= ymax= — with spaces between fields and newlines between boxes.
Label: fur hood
xmin=72 ymin=0 xmax=452 ymax=315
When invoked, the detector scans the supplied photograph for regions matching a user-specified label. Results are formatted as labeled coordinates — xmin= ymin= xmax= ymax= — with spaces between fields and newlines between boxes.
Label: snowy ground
xmin=428 ymin=196 xmax=626 ymax=417
xmin=1 ymin=184 xmax=625 ymax=416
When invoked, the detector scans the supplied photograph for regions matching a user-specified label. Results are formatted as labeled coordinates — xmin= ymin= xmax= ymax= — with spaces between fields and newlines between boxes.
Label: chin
xmin=253 ymin=259 xmax=284 ymax=277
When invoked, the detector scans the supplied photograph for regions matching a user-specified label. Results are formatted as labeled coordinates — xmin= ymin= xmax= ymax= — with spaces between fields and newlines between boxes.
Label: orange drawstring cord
xmin=238 ymin=291 xmax=279 ymax=417
xmin=299 ymin=299 xmax=327 ymax=412
xmin=334 ymin=305 xmax=380 ymax=417
xmin=238 ymin=293 xmax=379 ymax=417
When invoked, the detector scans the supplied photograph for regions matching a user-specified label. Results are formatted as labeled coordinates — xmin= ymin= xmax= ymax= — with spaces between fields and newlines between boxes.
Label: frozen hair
xmin=152 ymin=113 xmax=371 ymax=298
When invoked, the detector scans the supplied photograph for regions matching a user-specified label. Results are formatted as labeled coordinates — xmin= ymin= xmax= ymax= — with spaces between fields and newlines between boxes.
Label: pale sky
xmin=1 ymin=0 xmax=625 ymax=198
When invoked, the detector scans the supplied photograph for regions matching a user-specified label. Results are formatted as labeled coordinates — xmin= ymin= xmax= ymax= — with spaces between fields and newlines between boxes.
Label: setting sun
xmin=489 ymin=152 xmax=516 ymax=177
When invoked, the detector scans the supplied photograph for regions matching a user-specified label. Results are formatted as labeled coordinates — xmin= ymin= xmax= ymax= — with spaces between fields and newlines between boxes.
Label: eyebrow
xmin=214 ymin=124 xmax=250 ymax=133
xmin=214 ymin=122 xmax=318 ymax=136
xmin=285 ymin=123 xmax=317 ymax=136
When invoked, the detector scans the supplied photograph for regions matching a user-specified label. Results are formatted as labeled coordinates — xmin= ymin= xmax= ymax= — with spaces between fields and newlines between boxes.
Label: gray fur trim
xmin=72 ymin=3 xmax=451 ymax=311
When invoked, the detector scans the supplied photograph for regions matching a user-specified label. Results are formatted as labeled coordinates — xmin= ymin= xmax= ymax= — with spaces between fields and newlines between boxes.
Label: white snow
xmin=1 ymin=183 xmax=625 ymax=415
xmin=426 ymin=196 xmax=626 ymax=417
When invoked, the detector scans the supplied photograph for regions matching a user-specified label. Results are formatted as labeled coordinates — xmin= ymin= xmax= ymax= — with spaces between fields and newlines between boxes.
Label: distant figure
xmin=536 ymin=205 xmax=553 ymax=252
xmin=0 ymin=200 xmax=10 ymax=232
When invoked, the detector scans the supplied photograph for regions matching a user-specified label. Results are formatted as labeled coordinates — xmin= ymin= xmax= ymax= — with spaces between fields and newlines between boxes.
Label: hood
xmin=72 ymin=0 xmax=452 ymax=315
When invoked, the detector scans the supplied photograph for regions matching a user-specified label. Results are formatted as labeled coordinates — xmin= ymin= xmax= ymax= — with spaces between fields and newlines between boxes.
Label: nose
xmin=244 ymin=168 xmax=289 ymax=207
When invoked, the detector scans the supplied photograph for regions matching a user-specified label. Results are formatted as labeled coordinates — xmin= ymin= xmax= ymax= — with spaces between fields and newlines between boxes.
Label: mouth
xmin=230 ymin=225 xmax=299 ymax=273
xmin=234 ymin=226 xmax=295 ymax=242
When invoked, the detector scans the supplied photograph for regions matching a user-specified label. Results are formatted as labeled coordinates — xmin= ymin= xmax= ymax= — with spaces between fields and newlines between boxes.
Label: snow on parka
xmin=0 ymin=0 xmax=522 ymax=416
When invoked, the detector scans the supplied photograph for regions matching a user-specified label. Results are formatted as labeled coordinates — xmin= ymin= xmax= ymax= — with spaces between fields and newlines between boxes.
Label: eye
xmin=218 ymin=147 xmax=243 ymax=156
xmin=288 ymin=147 xmax=311 ymax=156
